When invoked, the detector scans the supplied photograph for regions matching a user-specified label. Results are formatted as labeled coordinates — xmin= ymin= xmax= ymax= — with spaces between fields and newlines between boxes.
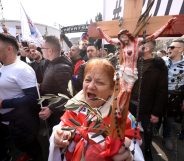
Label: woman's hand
xmin=112 ymin=137 xmax=133 ymax=161
xmin=54 ymin=129 xmax=72 ymax=148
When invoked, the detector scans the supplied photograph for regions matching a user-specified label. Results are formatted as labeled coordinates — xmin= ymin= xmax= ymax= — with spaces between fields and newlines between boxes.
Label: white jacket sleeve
xmin=129 ymin=139 xmax=145 ymax=161
xmin=48 ymin=123 xmax=62 ymax=161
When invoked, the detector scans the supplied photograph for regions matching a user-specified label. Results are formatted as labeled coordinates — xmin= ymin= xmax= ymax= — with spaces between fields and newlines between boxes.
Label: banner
xmin=103 ymin=0 xmax=184 ymax=21
xmin=60 ymin=24 xmax=88 ymax=34
xmin=142 ymin=0 xmax=184 ymax=16
xmin=103 ymin=0 xmax=124 ymax=21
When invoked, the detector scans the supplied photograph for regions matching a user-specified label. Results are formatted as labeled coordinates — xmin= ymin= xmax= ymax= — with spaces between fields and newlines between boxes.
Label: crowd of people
xmin=0 ymin=17 xmax=183 ymax=161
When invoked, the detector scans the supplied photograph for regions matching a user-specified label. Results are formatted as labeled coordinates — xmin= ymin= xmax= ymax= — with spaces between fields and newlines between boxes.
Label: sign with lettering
xmin=60 ymin=24 xmax=88 ymax=34
xmin=88 ymin=0 xmax=184 ymax=37
xmin=142 ymin=0 xmax=184 ymax=16
xmin=103 ymin=0 xmax=124 ymax=21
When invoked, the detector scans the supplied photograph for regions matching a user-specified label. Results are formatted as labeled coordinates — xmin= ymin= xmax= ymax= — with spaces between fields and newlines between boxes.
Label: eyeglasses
xmin=167 ymin=46 xmax=181 ymax=50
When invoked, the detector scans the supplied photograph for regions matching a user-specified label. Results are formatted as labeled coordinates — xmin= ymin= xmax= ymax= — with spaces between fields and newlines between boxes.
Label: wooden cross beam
xmin=88 ymin=0 xmax=184 ymax=38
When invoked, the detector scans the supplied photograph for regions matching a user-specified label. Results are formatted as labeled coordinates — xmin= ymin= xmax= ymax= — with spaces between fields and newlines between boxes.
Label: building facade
xmin=0 ymin=20 xmax=60 ymax=38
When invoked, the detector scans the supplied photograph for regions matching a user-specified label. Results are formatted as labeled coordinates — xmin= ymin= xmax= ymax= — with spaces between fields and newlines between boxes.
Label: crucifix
xmin=88 ymin=0 xmax=184 ymax=37
xmin=87 ymin=0 xmax=184 ymax=153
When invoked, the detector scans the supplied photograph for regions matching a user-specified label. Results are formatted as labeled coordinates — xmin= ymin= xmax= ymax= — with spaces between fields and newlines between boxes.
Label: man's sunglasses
xmin=167 ymin=46 xmax=181 ymax=50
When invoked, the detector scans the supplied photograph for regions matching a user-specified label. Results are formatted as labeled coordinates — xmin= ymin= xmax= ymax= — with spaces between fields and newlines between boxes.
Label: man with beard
xmin=129 ymin=40 xmax=168 ymax=161
xmin=73 ymin=44 xmax=99 ymax=92
xmin=69 ymin=45 xmax=85 ymax=77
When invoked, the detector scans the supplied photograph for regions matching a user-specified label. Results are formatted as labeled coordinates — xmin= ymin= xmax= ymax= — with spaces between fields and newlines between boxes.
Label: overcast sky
xmin=1 ymin=0 xmax=103 ymax=28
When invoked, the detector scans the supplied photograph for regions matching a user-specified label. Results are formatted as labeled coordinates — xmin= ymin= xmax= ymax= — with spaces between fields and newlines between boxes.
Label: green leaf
xmin=93 ymin=118 xmax=100 ymax=128
xmin=48 ymin=97 xmax=62 ymax=105
xmin=65 ymin=103 xmax=80 ymax=110
xmin=107 ymin=105 xmax=112 ymax=117
xmin=93 ymin=123 xmax=101 ymax=129
xmin=68 ymin=80 xmax=74 ymax=97
xmin=96 ymin=109 xmax=102 ymax=116
xmin=58 ymin=93 xmax=70 ymax=100
xmin=55 ymin=104 xmax=65 ymax=110
xmin=61 ymin=127 xmax=75 ymax=131
xmin=41 ymin=95 xmax=54 ymax=99
xmin=78 ymin=100 xmax=96 ymax=113
xmin=80 ymin=150 xmax=85 ymax=161
xmin=87 ymin=118 xmax=92 ymax=127
xmin=38 ymin=98 xmax=45 ymax=105
xmin=69 ymin=118 xmax=81 ymax=126
xmin=89 ymin=97 xmax=106 ymax=102
xmin=91 ymin=130 xmax=104 ymax=138
xmin=44 ymin=94 xmax=57 ymax=97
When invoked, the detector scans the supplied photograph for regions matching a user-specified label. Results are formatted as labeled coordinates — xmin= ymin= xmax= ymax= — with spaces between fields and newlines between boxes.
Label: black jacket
xmin=73 ymin=63 xmax=86 ymax=92
xmin=129 ymin=57 xmax=168 ymax=118
xmin=41 ymin=56 xmax=72 ymax=95
xmin=40 ymin=55 xmax=73 ymax=127
xmin=1 ymin=87 xmax=40 ymax=145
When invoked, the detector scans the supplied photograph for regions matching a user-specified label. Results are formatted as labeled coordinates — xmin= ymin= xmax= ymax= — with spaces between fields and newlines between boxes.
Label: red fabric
xmin=74 ymin=59 xmax=85 ymax=75
xmin=85 ymin=144 xmax=112 ymax=161
xmin=100 ymin=136 xmax=122 ymax=158
xmin=72 ymin=139 xmax=85 ymax=161
xmin=61 ymin=110 xmax=141 ymax=161
xmin=16 ymin=153 xmax=31 ymax=161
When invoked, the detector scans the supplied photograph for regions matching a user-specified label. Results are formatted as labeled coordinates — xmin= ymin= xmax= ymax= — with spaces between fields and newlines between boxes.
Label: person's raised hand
xmin=54 ymin=129 xmax=72 ymax=148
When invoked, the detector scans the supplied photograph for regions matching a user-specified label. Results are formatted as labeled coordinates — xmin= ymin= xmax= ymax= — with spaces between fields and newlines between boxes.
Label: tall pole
xmin=0 ymin=0 xmax=5 ymax=25
xmin=101 ymin=0 xmax=106 ymax=50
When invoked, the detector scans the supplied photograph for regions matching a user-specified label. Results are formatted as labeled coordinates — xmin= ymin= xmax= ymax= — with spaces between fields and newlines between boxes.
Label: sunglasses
xmin=167 ymin=46 xmax=181 ymax=50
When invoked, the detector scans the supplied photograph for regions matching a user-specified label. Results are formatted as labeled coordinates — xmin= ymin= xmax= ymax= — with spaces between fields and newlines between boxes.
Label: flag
xmin=20 ymin=2 xmax=43 ymax=46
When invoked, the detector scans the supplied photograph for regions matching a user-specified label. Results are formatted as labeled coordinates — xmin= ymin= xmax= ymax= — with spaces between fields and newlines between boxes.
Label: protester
xmin=38 ymin=35 xmax=73 ymax=160
xmin=162 ymin=39 xmax=184 ymax=150
xmin=157 ymin=49 xmax=167 ymax=57
xmin=73 ymin=44 xmax=99 ymax=92
xmin=1 ymin=24 xmax=11 ymax=36
xmin=129 ymin=40 xmax=168 ymax=161
xmin=19 ymin=41 xmax=46 ymax=83
xmin=0 ymin=33 xmax=42 ymax=161
xmin=79 ymin=39 xmax=88 ymax=61
xmin=69 ymin=45 xmax=85 ymax=76
xmin=48 ymin=58 xmax=144 ymax=161
xmin=39 ymin=36 xmax=73 ymax=127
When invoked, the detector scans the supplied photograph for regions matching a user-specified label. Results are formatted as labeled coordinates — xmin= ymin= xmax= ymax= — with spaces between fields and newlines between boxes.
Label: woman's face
xmin=83 ymin=68 xmax=114 ymax=108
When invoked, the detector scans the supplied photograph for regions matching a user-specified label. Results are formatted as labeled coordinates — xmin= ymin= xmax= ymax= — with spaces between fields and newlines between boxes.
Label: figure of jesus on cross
xmin=97 ymin=17 xmax=176 ymax=118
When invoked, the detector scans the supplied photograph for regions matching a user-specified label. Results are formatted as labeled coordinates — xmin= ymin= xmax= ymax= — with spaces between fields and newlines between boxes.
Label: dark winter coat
xmin=40 ymin=55 xmax=73 ymax=128
xmin=129 ymin=57 xmax=168 ymax=118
